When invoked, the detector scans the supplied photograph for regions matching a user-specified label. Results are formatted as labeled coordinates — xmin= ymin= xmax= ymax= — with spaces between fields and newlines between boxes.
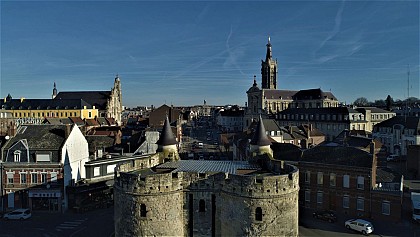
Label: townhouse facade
xmin=0 ymin=124 xmax=89 ymax=212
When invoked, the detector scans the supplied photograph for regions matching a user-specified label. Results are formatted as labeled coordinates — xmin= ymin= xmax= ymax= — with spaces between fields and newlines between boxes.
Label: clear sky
xmin=1 ymin=1 xmax=419 ymax=108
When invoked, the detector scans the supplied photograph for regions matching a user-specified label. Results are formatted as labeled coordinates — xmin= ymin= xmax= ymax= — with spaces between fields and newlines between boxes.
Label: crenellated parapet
xmin=221 ymin=164 xmax=299 ymax=198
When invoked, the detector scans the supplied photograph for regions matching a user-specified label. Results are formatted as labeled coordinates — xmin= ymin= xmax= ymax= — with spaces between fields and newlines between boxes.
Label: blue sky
xmin=1 ymin=1 xmax=419 ymax=108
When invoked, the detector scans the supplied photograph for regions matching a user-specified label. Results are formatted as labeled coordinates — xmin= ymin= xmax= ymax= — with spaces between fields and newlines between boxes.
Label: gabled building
xmin=0 ymin=124 xmax=89 ymax=212
xmin=372 ymin=116 xmax=420 ymax=156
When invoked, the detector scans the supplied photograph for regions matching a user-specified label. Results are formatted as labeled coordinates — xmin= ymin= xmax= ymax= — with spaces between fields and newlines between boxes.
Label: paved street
xmin=0 ymin=206 xmax=114 ymax=237
xmin=300 ymin=207 xmax=420 ymax=237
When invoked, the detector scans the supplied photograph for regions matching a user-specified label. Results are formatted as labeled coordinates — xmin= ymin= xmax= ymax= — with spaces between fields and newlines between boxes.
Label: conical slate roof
xmin=250 ymin=116 xmax=272 ymax=146
xmin=156 ymin=116 xmax=177 ymax=146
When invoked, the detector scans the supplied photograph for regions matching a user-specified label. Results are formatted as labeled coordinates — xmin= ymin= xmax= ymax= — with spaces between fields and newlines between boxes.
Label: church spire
xmin=52 ymin=82 xmax=57 ymax=99
xmin=266 ymin=36 xmax=272 ymax=61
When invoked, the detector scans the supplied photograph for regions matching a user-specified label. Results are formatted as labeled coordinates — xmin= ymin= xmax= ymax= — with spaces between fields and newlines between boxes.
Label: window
xmin=199 ymin=199 xmax=206 ymax=212
xmin=7 ymin=173 xmax=14 ymax=184
xmin=41 ymin=173 xmax=47 ymax=183
xmin=305 ymin=190 xmax=310 ymax=203
xmin=330 ymin=173 xmax=336 ymax=186
xmin=305 ymin=171 xmax=310 ymax=183
xmin=255 ymin=207 xmax=262 ymax=221
xmin=31 ymin=173 xmax=38 ymax=184
xmin=94 ymin=167 xmax=100 ymax=177
xmin=107 ymin=164 xmax=116 ymax=174
xmin=140 ymin=204 xmax=147 ymax=217
xmin=88 ymin=112 xmax=92 ymax=118
xmin=343 ymin=195 xmax=349 ymax=208
xmin=36 ymin=154 xmax=50 ymax=162
xmin=50 ymin=172 xmax=57 ymax=182
xmin=343 ymin=175 xmax=350 ymax=188
xmin=382 ymin=202 xmax=390 ymax=215
xmin=20 ymin=173 xmax=27 ymax=184
xmin=357 ymin=176 xmax=364 ymax=190
xmin=14 ymin=151 xmax=21 ymax=162
xmin=317 ymin=172 xmax=323 ymax=185
xmin=357 ymin=197 xmax=364 ymax=211
xmin=317 ymin=192 xmax=323 ymax=204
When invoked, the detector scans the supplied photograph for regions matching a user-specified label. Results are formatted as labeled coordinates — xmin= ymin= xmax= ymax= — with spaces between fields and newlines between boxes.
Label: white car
xmin=345 ymin=219 xmax=374 ymax=235
xmin=386 ymin=154 xmax=399 ymax=162
xmin=3 ymin=208 xmax=32 ymax=220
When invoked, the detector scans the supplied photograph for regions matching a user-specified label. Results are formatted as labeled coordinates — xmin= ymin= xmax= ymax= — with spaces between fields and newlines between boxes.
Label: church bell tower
xmin=261 ymin=37 xmax=278 ymax=89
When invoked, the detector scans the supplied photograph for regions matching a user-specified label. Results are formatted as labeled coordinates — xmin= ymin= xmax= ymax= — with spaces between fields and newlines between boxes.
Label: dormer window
xmin=14 ymin=150 xmax=21 ymax=162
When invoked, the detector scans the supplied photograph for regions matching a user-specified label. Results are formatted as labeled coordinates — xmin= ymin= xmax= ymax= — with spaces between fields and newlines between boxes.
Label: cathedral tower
xmin=261 ymin=37 xmax=278 ymax=89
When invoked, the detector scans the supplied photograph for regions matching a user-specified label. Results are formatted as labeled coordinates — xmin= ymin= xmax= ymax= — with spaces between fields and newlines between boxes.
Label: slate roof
xmin=355 ymin=107 xmax=393 ymax=114
xmin=301 ymin=146 xmax=372 ymax=167
xmin=263 ymin=89 xmax=296 ymax=100
xmin=156 ymin=160 xmax=260 ymax=174
xmin=156 ymin=116 xmax=177 ymax=146
xmin=279 ymin=107 xmax=359 ymax=115
xmin=292 ymin=88 xmax=337 ymax=101
xmin=374 ymin=116 xmax=420 ymax=132
xmin=2 ymin=125 xmax=67 ymax=151
xmin=54 ymin=91 xmax=111 ymax=110
xmin=43 ymin=118 xmax=73 ymax=125
xmin=0 ymin=99 xmax=93 ymax=110
xmin=250 ymin=116 xmax=272 ymax=146
xmin=85 ymin=135 xmax=116 ymax=153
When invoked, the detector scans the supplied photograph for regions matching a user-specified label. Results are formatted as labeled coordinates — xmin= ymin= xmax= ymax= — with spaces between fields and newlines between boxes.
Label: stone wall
xmin=114 ymin=163 xmax=299 ymax=237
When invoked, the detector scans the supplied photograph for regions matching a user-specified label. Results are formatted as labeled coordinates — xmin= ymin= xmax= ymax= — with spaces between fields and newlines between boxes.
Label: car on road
xmin=345 ymin=218 xmax=374 ymax=235
xmin=386 ymin=154 xmax=400 ymax=162
xmin=312 ymin=210 xmax=337 ymax=223
xmin=3 ymin=208 xmax=32 ymax=220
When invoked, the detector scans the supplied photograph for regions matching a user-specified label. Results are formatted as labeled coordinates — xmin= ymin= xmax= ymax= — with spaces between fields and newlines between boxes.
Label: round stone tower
xmin=114 ymin=163 xmax=185 ymax=236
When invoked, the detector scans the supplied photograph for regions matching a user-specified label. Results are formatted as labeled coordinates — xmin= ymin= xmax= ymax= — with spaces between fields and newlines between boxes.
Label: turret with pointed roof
xmin=157 ymin=116 xmax=177 ymax=146
xmin=250 ymin=115 xmax=273 ymax=158
xmin=156 ymin=116 xmax=178 ymax=162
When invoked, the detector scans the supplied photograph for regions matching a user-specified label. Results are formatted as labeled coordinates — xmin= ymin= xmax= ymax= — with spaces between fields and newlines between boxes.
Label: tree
xmin=374 ymin=99 xmax=386 ymax=107
xmin=386 ymin=95 xmax=393 ymax=111
xmin=353 ymin=97 xmax=369 ymax=106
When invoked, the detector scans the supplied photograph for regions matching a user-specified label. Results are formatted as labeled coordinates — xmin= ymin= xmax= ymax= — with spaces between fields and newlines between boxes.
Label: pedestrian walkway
xmin=55 ymin=218 xmax=87 ymax=232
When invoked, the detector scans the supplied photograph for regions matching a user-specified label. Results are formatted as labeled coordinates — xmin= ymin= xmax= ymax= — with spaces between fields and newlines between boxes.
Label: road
xmin=0 ymin=207 xmax=114 ymax=237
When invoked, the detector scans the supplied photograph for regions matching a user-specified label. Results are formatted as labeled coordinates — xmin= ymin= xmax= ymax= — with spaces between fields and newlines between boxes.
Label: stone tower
xmin=107 ymin=75 xmax=123 ymax=125
xmin=156 ymin=116 xmax=179 ymax=162
xmin=250 ymin=115 xmax=273 ymax=158
xmin=52 ymin=82 xmax=57 ymax=99
xmin=261 ymin=37 xmax=277 ymax=89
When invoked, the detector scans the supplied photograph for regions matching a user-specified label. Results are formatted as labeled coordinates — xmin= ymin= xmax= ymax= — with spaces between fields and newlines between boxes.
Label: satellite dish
xmin=5 ymin=136 xmax=9 ymax=140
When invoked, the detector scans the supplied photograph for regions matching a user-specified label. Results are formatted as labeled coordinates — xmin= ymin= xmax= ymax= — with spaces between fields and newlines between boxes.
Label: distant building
xmin=216 ymin=105 xmax=244 ymax=132
xmin=53 ymin=75 xmax=123 ymax=124
xmin=372 ymin=116 xmax=420 ymax=156
xmin=354 ymin=107 xmax=396 ymax=131
xmin=244 ymin=38 xmax=339 ymax=129
xmin=276 ymin=107 xmax=367 ymax=141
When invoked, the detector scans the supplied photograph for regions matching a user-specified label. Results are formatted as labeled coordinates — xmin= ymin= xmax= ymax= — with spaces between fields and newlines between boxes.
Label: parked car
xmin=3 ymin=208 xmax=32 ymax=220
xmin=312 ymin=210 xmax=337 ymax=223
xmin=386 ymin=154 xmax=400 ymax=162
xmin=345 ymin=219 xmax=374 ymax=235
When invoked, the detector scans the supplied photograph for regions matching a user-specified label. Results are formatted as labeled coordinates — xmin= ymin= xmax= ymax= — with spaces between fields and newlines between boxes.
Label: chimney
xmin=65 ymin=124 xmax=72 ymax=138
xmin=20 ymin=97 xmax=25 ymax=103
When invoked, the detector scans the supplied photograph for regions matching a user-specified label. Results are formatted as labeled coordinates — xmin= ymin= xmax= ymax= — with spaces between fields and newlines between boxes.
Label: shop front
xmin=28 ymin=190 xmax=62 ymax=212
